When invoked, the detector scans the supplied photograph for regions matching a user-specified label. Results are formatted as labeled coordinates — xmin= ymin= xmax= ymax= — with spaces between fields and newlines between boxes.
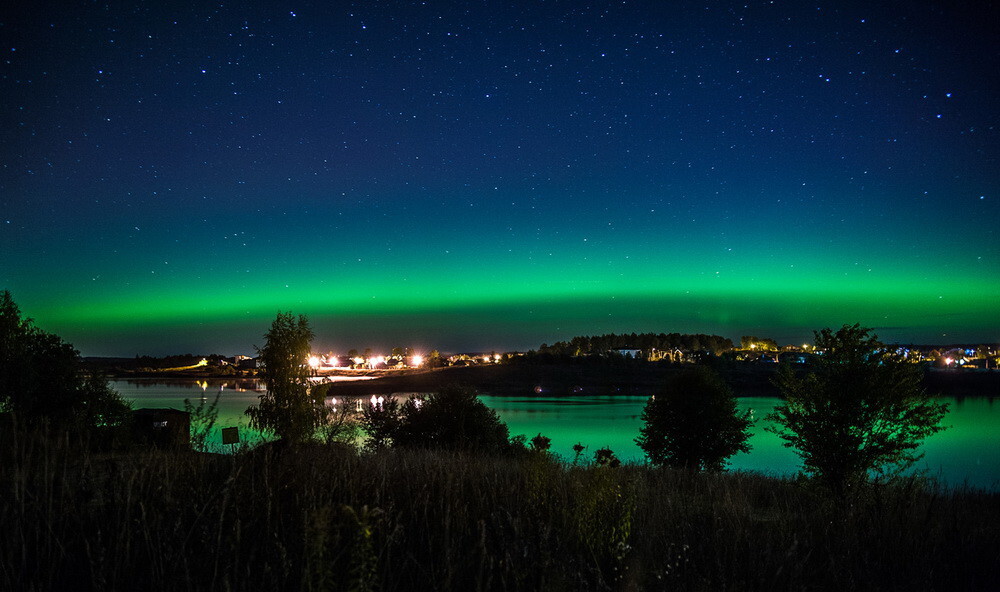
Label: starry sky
xmin=3 ymin=1 xmax=998 ymax=356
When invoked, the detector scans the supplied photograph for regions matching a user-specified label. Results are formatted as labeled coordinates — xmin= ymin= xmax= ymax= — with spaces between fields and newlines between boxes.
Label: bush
xmin=530 ymin=433 xmax=552 ymax=452
xmin=361 ymin=385 xmax=511 ymax=453
xmin=768 ymin=324 xmax=948 ymax=495
xmin=359 ymin=396 xmax=402 ymax=451
xmin=0 ymin=291 xmax=131 ymax=437
xmin=593 ymin=447 xmax=621 ymax=467
xmin=245 ymin=312 xmax=329 ymax=444
xmin=636 ymin=366 xmax=752 ymax=471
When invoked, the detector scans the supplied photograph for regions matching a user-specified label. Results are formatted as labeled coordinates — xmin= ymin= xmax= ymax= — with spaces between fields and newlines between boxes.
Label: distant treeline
xmin=539 ymin=333 xmax=734 ymax=356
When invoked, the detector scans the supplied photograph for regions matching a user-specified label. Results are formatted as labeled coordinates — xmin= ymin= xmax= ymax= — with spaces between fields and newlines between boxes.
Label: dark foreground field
xmin=3 ymin=434 xmax=998 ymax=591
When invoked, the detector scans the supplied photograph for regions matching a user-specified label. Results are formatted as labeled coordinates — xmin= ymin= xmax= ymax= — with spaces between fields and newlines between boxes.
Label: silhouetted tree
xmin=360 ymin=396 xmax=402 ymax=451
xmin=427 ymin=349 xmax=446 ymax=368
xmin=0 ymin=291 xmax=131 ymax=436
xmin=636 ymin=366 xmax=752 ymax=471
xmin=593 ymin=447 xmax=620 ymax=467
xmin=767 ymin=324 xmax=948 ymax=495
xmin=539 ymin=332 xmax=734 ymax=356
xmin=246 ymin=312 xmax=323 ymax=443
xmin=741 ymin=336 xmax=779 ymax=350
xmin=529 ymin=433 xmax=552 ymax=452
xmin=362 ymin=386 xmax=510 ymax=452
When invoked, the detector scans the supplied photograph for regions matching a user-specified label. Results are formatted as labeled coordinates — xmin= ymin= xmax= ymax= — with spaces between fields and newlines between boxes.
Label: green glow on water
xmin=488 ymin=395 xmax=801 ymax=476
xmin=114 ymin=379 xmax=272 ymax=450
xmin=115 ymin=381 xmax=1000 ymax=489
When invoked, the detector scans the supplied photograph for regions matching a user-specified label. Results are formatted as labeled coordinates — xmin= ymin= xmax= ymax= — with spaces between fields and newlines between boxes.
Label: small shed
xmin=132 ymin=408 xmax=190 ymax=449
xmin=237 ymin=357 xmax=260 ymax=370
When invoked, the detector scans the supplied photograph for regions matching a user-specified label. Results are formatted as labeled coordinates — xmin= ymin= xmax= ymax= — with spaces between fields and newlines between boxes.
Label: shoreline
xmin=103 ymin=363 xmax=1000 ymax=398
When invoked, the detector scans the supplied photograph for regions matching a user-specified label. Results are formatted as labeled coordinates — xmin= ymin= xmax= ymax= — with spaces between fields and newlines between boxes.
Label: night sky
xmin=3 ymin=1 xmax=998 ymax=356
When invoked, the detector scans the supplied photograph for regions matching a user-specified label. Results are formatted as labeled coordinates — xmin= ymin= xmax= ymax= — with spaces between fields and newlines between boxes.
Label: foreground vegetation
xmin=2 ymin=432 xmax=998 ymax=591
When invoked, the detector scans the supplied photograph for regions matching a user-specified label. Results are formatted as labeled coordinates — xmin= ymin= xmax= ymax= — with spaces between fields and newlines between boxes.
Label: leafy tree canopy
xmin=539 ymin=332 xmax=734 ymax=357
xmin=0 ymin=290 xmax=131 ymax=432
xmin=636 ymin=366 xmax=752 ymax=471
xmin=362 ymin=385 xmax=510 ymax=453
xmin=740 ymin=335 xmax=780 ymax=350
xmin=246 ymin=312 xmax=324 ymax=443
xmin=767 ymin=324 xmax=948 ymax=494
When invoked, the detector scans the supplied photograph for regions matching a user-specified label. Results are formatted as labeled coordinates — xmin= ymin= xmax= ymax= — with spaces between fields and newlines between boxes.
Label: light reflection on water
xmin=112 ymin=380 xmax=1000 ymax=490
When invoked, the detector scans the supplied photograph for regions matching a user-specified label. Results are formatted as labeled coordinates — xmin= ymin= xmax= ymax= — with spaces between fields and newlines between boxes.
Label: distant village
xmin=202 ymin=338 xmax=1000 ymax=375
xmin=216 ymin=350 xmax=503 ymax=372
xmin=87 ymin=332 xmax=1000 ymax=377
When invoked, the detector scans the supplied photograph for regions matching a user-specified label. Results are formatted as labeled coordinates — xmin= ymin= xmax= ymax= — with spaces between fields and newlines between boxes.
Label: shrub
xmin=636 ymin=366 xmax=752 ymax=471
xmin=0 ymin=290 xmax=131 ymax=437
xmin=530 ymin=433 xmax=552 ymax=452
xmin=362 ymin=385 xmax=511 ymax=453
xmin=768 ymin=324 xmax=948 ymax=495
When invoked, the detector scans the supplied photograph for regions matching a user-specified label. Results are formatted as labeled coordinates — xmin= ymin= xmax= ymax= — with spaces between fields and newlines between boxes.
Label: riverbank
xmin=316 ymin=362 xmax=1000 ymax=398
xmin=95 ymin=359 xmax=1000 ymax=399
xmin=94 ymin=364 xmax=421 ymax=380
xmin=4 ymin=437 xmax=998 ymax=591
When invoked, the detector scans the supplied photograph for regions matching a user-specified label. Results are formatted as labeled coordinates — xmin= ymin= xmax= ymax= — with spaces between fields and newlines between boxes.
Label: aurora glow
xmin=3 ymin=2 xmax=998 ymax=355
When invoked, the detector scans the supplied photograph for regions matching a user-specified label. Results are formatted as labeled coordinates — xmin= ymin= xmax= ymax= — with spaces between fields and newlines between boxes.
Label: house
xmin=132 ymin=408 xmax=190 ymax=449
xmin=962 ymin=358 xmax=997 ymax=370
xmin=237 ymin=357 xmax=260 ymax=370
xmin=778 ymin=351 xmax=811 ymax=364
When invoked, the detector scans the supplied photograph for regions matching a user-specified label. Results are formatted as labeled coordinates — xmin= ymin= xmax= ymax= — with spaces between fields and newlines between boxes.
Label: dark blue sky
xmin=3 ymin=1 xmax=998 ymax=355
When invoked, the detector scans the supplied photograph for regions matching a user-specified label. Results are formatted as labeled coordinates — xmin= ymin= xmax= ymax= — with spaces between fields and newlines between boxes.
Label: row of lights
xmin=307 ymin=354 xmax=425 ymax=369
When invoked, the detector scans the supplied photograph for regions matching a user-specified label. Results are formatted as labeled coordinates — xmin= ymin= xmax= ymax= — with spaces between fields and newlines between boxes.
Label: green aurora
xmin=4 ymin=1 xmax=998 ymax=354
xmin=17 ymin=248 xmax=997 ymax=354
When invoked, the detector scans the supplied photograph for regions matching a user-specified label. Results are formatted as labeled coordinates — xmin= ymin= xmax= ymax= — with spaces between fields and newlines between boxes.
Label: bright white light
xmin=353 ymin=357 xmax=364 ymax=365
xmin=411 ymin=354 xmax=424 ymax=366
xmin=308 ymin=356 xmax=320 ymax=368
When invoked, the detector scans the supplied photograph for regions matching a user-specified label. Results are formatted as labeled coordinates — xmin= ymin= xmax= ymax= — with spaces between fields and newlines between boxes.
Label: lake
xmin=113 ymin=379 xmax=1000 ymax=490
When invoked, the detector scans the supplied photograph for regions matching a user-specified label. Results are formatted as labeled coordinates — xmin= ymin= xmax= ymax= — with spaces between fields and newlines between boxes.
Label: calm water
xmin=113 ymin=379 xmax=1000 ymax=490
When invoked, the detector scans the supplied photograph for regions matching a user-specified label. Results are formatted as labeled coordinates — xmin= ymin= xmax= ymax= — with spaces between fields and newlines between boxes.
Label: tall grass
xmin=2 ymin=428 xmax=998 ymax=591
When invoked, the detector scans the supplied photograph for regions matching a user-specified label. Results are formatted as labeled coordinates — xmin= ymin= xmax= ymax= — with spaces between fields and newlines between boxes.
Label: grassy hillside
xmin=3 ymin=433 xmax=998 ymax=591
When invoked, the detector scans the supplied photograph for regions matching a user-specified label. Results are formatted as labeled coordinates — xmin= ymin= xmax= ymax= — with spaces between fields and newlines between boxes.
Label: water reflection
xmin=112 ymin=380 xmax=1000 ymax=489
xmin=123 ymin=378 xmax=269 ymax=392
